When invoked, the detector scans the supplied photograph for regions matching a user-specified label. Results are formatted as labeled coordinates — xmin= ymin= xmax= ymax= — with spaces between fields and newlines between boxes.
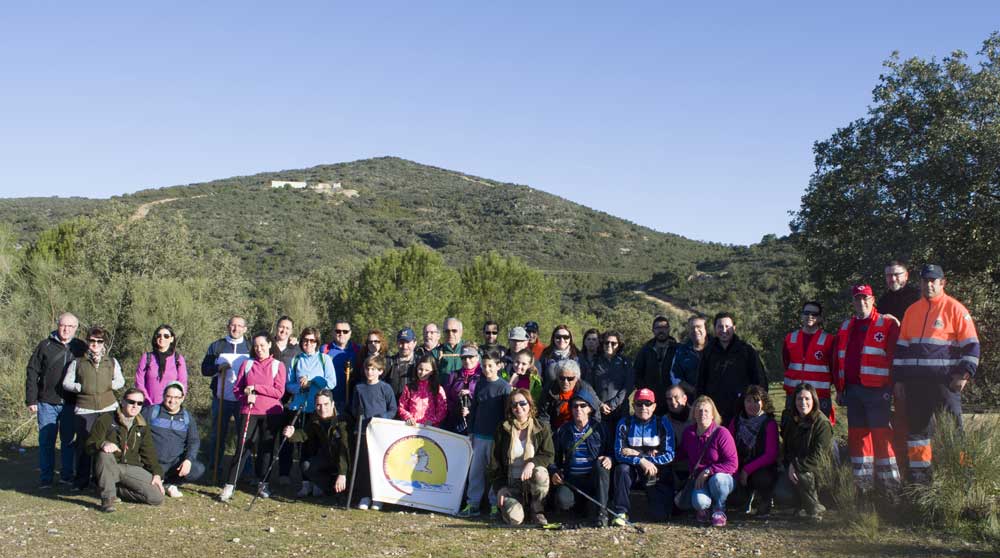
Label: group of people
xmin=24 ymin=261 xmax=979 ymax=526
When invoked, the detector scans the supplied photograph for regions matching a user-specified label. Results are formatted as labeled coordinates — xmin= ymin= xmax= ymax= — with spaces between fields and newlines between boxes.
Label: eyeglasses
xmin=367 ymin=340 xmax=381 ymax=344
xmin=635 ymin=401 xmax=655 ymax=408
xmin=301 ymin=338 xmax=318 ymax=344
xmin=558 ymin=376 xmax=577 ymax=383
xmin=334 ymin=329 xmax=351 ymax=334
xmin=511 ymin=400 xmax=529 ymax=408
xmin=87 ymin=339 xmax=105 ymax=345
xmin=156 ymin=333 xmax=173 ymax=339
xmin=603 ymin=341 xmax=619 ymax=347
xmin=445 ymin=328 xmax=460 ymax=333
xmin=163 ymin=395 xmax=183 ymax=401
xmin=124 ymin=399 xmax=144 ymax=406
xmin=571 ymin=403 xmax=590 ymax=409
xmin=424 ymin=330 xmax=438 ymax=336
xmin=801 ymin=311 xmax=820 ymax=317
xmin=484 ymin=330 xmax=498 ymax=335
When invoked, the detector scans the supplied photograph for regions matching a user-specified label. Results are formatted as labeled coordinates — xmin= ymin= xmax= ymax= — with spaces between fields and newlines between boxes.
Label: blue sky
xmin=1 ymin=2 xmax=997 ymax=245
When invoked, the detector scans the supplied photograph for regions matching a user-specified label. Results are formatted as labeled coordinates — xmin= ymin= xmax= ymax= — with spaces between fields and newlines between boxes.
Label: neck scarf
xmin=508 ymin=418 xmax=535 ymax=464
xmin=735 ymin=412 xmax=769 ymax=450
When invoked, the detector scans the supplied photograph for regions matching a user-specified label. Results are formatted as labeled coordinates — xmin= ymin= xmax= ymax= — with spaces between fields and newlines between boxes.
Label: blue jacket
xmin=550 ymin=419 xmax=612 ymax=476
xmin=142 ymin=404 xmax=200 ymax=465
xmin=322 ymin=341 xmax=360 ymax=412
xmin=614 ymin=415 xmax=675 ymax=466
xmin=286 ymin=352 xmax=337 ymax=412
xmin=670 ymin=340 xmax=703 ymax=389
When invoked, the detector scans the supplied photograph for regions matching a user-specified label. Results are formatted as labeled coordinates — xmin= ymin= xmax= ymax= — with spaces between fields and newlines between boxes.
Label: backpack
xmin=142 ymin=351 xmax=182 ymax=380
xmin=150 ymin=404 xmax=190 ymax=426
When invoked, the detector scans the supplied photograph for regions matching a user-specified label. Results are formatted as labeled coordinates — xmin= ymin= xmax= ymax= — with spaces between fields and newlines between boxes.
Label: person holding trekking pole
xmin=201 ymin=316 xmax=250 ymax=483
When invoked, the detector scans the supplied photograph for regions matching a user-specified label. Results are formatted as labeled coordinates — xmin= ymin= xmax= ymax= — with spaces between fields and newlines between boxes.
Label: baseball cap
xmin=920 ymin=264 xmax=945 ymax=279
xmin=634 ymin=388 xmax=656 ymax=404
xmin=460 ymin=345 xmax=479 ymax=358
xmin=852 ymin=284 xmax=874 ymax=298
xmin=164 ymin=381 xmax=185 ymax=396
xmin=396 ymin=327 xmax=416 ymax=342
xmin=508 ymin=326 xmax=528 ymax=341
xmin=524 ymin=321 xmax=539 ymax=333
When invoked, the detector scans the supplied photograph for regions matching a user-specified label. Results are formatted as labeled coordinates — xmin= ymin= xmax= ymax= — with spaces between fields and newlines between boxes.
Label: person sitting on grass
xmin=351 ymin=354 xmax=397 ymax=511
xmin=397 ymin=355 xmax=448 ymax=427
xmin=488 ymin=388 xmax=554 ymax=526
xmin=459 ymin=352 xmax=512 ymax=518
xmin=142 ymin=382 xmax=204 ymax=499
xmin=282 ymin=389 xmax=351 ymax=500
xmin=550 ymin=389 xmax=612 ymax=527
xmin=87 ymin=389 xmax=164 ymax=512
xmin=775 ymin=383 xmax=832 ymax=521
xmin=727 ymin=385 xmax=779 ymax=518
xmin=610 ymin=388 xmax=675 ymax=525
xmin=674 ymin=396 xmax=738 ymax=527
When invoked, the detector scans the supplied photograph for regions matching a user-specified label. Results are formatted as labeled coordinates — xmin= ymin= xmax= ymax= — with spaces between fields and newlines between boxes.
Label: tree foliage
xmin=792 ymin=33 xmax=1000 ymax=404
xmin=455 ymin=251 xmax=561 ymax=334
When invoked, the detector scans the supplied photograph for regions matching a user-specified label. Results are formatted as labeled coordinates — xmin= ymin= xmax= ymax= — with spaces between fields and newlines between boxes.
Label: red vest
xmin=836 ymin=311 xmax=893 ymax=389
xmin=783 ymin=329 xmax=834 ymax=398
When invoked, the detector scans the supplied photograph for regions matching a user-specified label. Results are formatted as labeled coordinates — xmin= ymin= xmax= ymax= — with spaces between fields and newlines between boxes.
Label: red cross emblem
xmin=874 ymin=332 xmax=885 ymax=343
xmin=814 ymin=350 xmax=824 ymax=360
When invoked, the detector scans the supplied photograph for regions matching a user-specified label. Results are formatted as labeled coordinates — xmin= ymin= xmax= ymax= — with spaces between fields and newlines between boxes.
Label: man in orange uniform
xmin=782 ymin=301 xmax=836 ymax=423
xmin=834 ymin=285 xmax=901 ymax=492
xmin=892 ymin=265 xmax=979 ymax=483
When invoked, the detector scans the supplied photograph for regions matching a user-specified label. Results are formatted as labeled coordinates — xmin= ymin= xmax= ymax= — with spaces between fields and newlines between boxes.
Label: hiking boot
xmin=489 ymin=505 xmax=499 ymax=520
xmin=297 ymin=481 xmax=313 ymax=498
xmin=695 ymin=509 xmax=709 ymax=523
xmin=796 ymin=508 xmax=823 ymax=522
xmin=594 ymin=512 xmax=608 ymax=528
xmin=166 ymin=484 xmax=183 ymax=498
xmin=219 ymin=484 xmax=235 ymax=502
xmin=611 ymin=513 xmax=629 ymax=527
xmin=58 ymin=479 xmax=74 ymax=487
xmin=38 ymin=481 xmax=54 ymax=490
xmin=532 ymin=512 xmax=548 ymax=525
xmin=358 ymin=497 xmax=371 ymax=510
xmin=711 ymin=511 xmax=727 ymax=527
xmin=457 ymin=504 xmax=479 ymax=518
xmin=100 ymin=498 xmax=116 ymax=513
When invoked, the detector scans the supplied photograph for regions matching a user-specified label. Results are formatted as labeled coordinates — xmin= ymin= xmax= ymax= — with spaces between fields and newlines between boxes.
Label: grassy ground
xmin=0 ymin=448 xmax=994 ymax=558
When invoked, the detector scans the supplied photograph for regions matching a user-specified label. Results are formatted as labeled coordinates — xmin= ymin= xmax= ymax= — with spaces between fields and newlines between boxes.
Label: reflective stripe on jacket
xmin=783 ymin=329 xmax=834 ymax=397
xmin=893 ymin=294 xmax=979 ymax=381
xmin=836 ymin=312 xmax=894 ymax=390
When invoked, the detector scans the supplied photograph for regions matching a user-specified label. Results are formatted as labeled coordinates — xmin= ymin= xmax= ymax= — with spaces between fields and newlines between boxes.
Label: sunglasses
xmin=558 ymin=376 xmax=577 ymax=383
xmin=156 ymin=332 xmax=173 ymax=339
xmin=511 ymin=400 xmax=529 ymax=408
xmin=87 ymin=338 xmax=105 ymax=345
xmin=368 ymin=339 xmax=381 ymax=344
xmin=460 ymin=355 xmax=477 ymax=360
xmin=554 ymin=334 xmax=570 ymax=340
xmin=334 ymin=329 xmax=351 ymax=334
xmin=484 ymin=330 xmax=498 ymax=335
xmin=571 ymin=403 xmax=590 ymax=409
xmin=124 ymin=399 xmax=144 ymax=406
xmin=445 ymin=328 xmax=460 ymax=333
xmin=301 ymin=338 xmax=318 ymax=344
xmin=603 ymin=341 xmax=619 ymax=346
xmin=801 ymin=311 xmax=821 ymax=317
xmin=635 ymin=400 xmax=655 ymax=408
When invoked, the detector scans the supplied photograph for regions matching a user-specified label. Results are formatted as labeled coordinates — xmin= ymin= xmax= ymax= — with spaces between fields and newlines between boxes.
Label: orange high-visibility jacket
xmin=835 ymin=311 xmax=895 ymax=391
xmin=893 ymin=293 xmax=979 ymax=382
xmin=783 ymin=329 xmax=835 ymax=398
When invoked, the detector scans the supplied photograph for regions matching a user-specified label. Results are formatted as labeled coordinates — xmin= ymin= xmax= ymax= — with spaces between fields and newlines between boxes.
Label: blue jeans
xmin=206 ymin=398 xmax=241 ymax=481
xmin=37 ymin=402 xmax=75 ymax=483
xmin=691 ymin=473 xmax=734 ymax=512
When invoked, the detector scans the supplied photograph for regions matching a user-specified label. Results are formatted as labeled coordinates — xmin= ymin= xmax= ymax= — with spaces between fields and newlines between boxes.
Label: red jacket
xmin=782 ymin=329 xmax=835 ymax=398
xmin=835 ymin=310 xmax=896 ymax=390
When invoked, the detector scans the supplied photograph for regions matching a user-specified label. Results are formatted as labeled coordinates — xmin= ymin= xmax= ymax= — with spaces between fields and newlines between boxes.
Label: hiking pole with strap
xmin=345 ymin=399 xmax=365 ymax=510
xmin=229 ymin=401 xmax=254 ymax=496
xmin=248 ymin=405 xmax=304 ymax=512
xmin=561 ymin=476 xmax=645 ymax=533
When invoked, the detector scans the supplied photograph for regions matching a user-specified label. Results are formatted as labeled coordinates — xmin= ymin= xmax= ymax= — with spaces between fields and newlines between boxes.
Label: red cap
xmin=634 ymin=388 xmax=656 ymax=403
xmin=852 ymin=284 xmax=874 ymax=297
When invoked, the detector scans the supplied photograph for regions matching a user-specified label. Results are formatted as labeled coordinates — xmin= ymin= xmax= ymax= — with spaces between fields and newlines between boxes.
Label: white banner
xmin=366 ymin=418 xmax=472 ymax=515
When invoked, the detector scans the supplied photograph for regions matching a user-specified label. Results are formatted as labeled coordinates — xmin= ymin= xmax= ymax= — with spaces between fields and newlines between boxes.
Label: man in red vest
xmin=782 ymin=301 xmax=836 ymax=422
xmin=834 ymin=285 xmax=901 ymax=493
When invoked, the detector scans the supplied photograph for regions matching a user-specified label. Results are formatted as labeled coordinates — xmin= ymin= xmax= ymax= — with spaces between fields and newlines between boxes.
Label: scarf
xmin=87 ymin=349 xmax=103 ymax=366
xmin=735 ymin=412 xmax=769 ymax=451
xmin=553 ymin=348 xmax=570 ymax=360
xmin=153 ymin=349 xmax=172 ymax=380
xmin=508 ymin=418 xmax=535 ymax=464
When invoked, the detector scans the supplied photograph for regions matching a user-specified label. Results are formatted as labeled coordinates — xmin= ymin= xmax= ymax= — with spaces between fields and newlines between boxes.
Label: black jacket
xmin=696 ymin=335 xmax=767 ymax=423
xmin=537 ymin=379 xmax=601 ymax=429
xmin=877 ymin=284 xmax=920 ymax=322
xmin=633 ymin=337 xmax=678 ymax=414
xmin=25 ymin=333 xmax=86 ymax=406
xmin=289 ymin=415 xmax=351 ymax=477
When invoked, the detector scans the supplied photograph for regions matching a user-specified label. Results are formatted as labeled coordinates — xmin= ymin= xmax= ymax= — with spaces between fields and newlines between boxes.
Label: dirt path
xmin=632 ymin=290 xmax=700 ymax=316
xmin=129 ymin=195 xmax=208 ymax=221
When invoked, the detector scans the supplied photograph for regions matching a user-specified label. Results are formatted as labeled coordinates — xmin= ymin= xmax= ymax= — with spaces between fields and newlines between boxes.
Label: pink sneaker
xmin=711 ymin=511 xmax=727 ymax=527
xmin=695 ymin=509 xmax=709 ymax=523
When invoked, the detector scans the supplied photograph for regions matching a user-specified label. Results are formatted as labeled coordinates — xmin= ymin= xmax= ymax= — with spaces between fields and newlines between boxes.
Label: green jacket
xmin=87 ymin=410 xmax=163 ymax=477
xmin=780 ymin=412 xmax=833 ymax=474
xmin=487 ymin=417 xmax=554 ymax=490
xmin=288 ymin=415 xmax=351 ymax=477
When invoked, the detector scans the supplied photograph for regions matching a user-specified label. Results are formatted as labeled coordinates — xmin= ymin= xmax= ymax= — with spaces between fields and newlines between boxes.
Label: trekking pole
xmin=345 ymin=403 xmax=365 ymax=510
xmin=248 ymin=405 xmax=304 ymax=512
xmin=562 ymin=477 xmax=645 ymax=533
xmin=229 ymin=402 xmax=254 ymax=495
xmin=212 ymin=376 xmax=225 ymax=484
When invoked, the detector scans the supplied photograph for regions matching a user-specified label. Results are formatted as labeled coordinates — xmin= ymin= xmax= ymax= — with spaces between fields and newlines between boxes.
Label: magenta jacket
xmin=398 ymin=380 xmax=448 ymax=426
xmin=135 ymin=352 xmax=188 ymax=406
xmin=676 ymin=422 xmax=739 ymax=476
xmin=233 ymin=356 xmax=287 ymax=416
xmin=726 ymin=417 xmax=779 ymax=476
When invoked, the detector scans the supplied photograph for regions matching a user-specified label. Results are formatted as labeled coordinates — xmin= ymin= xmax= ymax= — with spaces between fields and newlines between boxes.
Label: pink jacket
xmin=726 ymin=417 xmax=779 ymax=476
xmin=135 ymin=352 xmax=188 ymax=406
xmin=233 ymin=356 xmax=286 ymax=415
xmin=398 ymin=380 xmax=448 ymax=426
xmin=676 ymin=422 xmax=739 ymax=476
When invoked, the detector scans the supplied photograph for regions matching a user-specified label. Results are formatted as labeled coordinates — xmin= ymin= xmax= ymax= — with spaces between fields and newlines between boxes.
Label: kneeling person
xmin=611 ymin=388 xmax=675 ymax=524
xmin=87 ymin=389 xmax=164 ymax=512
xmin=142 ymin=382 xmax=204 ymax=498
xmin=550 ymin=389 xmax=612 ymax=527
xmin=283 ymin=389 xmax=350 ymax=499
xmin=489 ymin=389 xmax=554 ymax=526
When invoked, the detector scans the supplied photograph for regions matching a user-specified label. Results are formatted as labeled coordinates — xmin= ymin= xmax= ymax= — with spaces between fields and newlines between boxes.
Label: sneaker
xmin=278 ymin=475 xmax=292 ymax=486
xmin=695 ymin=509 xmax=709 ymax=523
xmin=358 ymin=497 xmax=371 ymax=510
xmin=489 ymin=505 xmax=499 ymax=520
xmin=457 ymin=504 xmax=479 ymax=518
xmin=532 ymin=513 xmax=548 ymax=526
xmin=258 ymin=483 xmax=271 ymax=499
xmin=100 ymin=498 xmax=116 ymax=513
xmin=166 ymin=484 xmax=183 ymax=498
xmin=38 ymin=481 xmax=54 ymax=490
xmin=594 ymin=513 xmax=608 ymax=528
xmin=311 ymin=484 xmax=325 ymax=497
xmin=711 ymin=511 xmax=727 ymax=527
xmin=58 ymin=479 xmax=74 ymax=487
xmin=611 ymin=513 xmax=629 ymax=527
xmin=297 ymin=481 xmax=313 ymax=498
xmin=371 ymin=501 xmax=382 ymax=511
xmin=219 ymin=484 xmax=235 ymax=502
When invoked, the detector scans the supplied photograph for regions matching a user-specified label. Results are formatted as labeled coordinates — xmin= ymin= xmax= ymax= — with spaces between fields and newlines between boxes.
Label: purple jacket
xmin=676 ymin=422 xmax=738 ymax=476
xmin=443 ymin=365 xmax=481 ymax=431
xmin=233 ymin=356 xmax=287 ymax=416
xmin=135 ymin=352 xmax=188 ymax=406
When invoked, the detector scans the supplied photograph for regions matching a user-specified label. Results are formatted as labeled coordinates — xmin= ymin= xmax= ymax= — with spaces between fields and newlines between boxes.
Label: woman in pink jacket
xmin=727 ymin=385 xmax=779 ymax=518
xmin=675 ymin=396 xmax=738 ymax=527
xmin=398 ymin=355 xmax=448 ymax=427
xmin=220 ymin=331 xmax=287 ymax=502
xmin=135 ymin=324 xmax=188 ymax=406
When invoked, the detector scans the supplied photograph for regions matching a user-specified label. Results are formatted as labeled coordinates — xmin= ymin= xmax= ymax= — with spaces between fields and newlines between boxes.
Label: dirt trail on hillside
xmin=632 ymin=290 xmax=700 ymax=316
xmin=129 ymin=195 xmax=208 ymax=221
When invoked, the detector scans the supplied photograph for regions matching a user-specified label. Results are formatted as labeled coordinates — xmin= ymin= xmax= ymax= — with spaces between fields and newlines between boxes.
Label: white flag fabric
xmin=366 ymin=418 xmax=472 ymax=515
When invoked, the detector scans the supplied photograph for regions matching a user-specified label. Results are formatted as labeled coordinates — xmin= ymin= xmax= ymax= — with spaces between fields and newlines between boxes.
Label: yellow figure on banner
xmin=383 ymin=435 xmax=448 ymax=494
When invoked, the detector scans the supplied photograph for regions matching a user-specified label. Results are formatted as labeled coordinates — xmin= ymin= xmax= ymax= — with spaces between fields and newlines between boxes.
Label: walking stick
xmin=345 ymin=404 xmax=365 ymax=510
xmin=562 ymin=477 xmax=645 ymax=533
xmin=229 ymin=402 xmax=254 ymax=494
xmin=248 ymin=406 xmax=304 ymax=511
xmin=212 ymin=370 xmax=225 ymax=484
